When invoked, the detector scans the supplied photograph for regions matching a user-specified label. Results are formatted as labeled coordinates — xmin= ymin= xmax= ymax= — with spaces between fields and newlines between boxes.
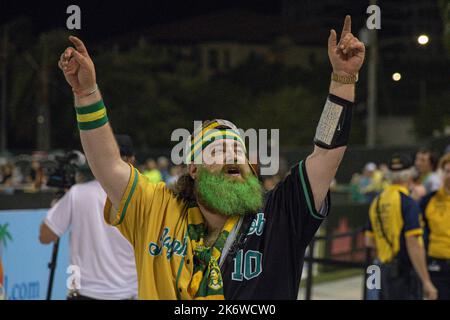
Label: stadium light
xmin=392 ymin=72 xmax=402 ymax=81
xmin=417 ymin=34 xmax=429 ymax=45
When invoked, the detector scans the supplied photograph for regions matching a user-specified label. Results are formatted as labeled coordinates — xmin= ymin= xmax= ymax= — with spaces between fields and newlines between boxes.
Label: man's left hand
xmin=328 ymin=15 xmax=366 ymax=77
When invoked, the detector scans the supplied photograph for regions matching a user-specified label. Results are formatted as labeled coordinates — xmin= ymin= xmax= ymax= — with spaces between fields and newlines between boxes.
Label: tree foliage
xmin=5 ymin=24 xmax=367 ymax=152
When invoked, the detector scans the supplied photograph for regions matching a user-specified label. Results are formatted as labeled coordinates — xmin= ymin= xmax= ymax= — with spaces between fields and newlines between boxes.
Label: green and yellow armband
xmin=75 ymin=100 xmax=109 ymax=130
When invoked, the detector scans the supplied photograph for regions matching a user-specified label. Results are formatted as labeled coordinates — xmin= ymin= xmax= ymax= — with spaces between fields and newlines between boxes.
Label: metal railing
xmin=303 ymin=227 xmax=373 ymax=300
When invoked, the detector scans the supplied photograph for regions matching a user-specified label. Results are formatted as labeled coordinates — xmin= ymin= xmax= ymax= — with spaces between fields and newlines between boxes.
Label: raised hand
xmin=58 ymin=36 xmax=97 ymax=96
xmin=328 ymin=15 xmax=365 ymax=76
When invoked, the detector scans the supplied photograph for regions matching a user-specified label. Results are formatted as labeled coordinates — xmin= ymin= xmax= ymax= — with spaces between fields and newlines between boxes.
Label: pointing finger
xmin=69 ymin=36 xmax=89 ymax=56
xmin=340 ymin=15 xmax=351 ymax=40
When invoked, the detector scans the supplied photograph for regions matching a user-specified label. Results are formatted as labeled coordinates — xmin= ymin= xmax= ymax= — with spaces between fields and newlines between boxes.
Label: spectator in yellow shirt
xmin=420 ymin=153 xmax=450 ymax=300
xmin=143 ymin=158 xmax=162 ymax=184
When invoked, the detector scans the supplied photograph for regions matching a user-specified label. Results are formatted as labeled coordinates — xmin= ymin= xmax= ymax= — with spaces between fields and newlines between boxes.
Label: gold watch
xmin=331 ymin=72 xmax=358 ymax=84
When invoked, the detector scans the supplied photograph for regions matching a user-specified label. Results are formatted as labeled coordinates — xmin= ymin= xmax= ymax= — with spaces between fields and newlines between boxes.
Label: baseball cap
xmin=389 ymin=153 xmax=413 ymax=171
xmin=114 ymin=134 xmax=134 ymax=157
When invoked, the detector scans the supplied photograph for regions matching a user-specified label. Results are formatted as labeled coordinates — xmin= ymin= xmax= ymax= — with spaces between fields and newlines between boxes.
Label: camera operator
xmin=39 ymin=135 xmax=138 ymax=300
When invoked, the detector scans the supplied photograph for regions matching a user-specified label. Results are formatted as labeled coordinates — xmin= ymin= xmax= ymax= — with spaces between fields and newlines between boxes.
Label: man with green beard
xmin=57 ymin=15 xmax=364 ymax=299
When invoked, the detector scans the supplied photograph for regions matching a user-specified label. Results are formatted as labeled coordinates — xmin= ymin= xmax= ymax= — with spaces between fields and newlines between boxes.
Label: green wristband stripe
xmin=78 ymin=115 xmax=109 ymax=130
xmin=75 ymin=100 xmax=105 ymax=115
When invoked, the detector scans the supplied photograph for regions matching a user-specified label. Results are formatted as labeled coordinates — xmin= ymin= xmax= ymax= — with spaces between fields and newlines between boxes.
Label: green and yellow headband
xmin=185 ymin=120 xmax=257 ymax=176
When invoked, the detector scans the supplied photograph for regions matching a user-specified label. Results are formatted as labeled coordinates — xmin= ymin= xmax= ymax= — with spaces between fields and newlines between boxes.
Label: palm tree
xmin=0 ymin=223 xmax=12 ymax=299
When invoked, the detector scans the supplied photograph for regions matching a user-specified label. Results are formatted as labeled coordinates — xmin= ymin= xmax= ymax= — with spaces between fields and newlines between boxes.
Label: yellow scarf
xmin=187 ymin=214 xmax=239 ymax=299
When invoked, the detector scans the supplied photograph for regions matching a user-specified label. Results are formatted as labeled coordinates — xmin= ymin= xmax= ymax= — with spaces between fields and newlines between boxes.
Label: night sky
xmin=1 ymin=0 xmax=443 ymax=44
xmin=0 ymin=0 xmax=282 ymax=39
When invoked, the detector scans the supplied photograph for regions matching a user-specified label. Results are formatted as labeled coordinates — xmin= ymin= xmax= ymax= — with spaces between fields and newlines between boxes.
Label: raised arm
xmin=58 ymin=36 xmax=129 ymax=209
xmin=305 ymin=16 xmax=365 ymax=210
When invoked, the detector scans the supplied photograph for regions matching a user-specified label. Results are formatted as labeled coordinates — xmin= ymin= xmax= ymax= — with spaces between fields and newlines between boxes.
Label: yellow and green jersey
xmin=105 ymin=164 xmax=197 ymax=299
xmin=105 ymin=160 xmax=329 ymax=299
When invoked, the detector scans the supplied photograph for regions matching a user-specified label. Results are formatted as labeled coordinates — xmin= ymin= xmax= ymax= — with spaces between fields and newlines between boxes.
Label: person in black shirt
xmin=221 ymin=161 xmax=330 ymax=299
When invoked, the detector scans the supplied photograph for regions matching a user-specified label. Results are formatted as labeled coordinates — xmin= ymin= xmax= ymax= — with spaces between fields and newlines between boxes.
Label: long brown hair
xmin=172 ymin=169 xmax=196 ymax=203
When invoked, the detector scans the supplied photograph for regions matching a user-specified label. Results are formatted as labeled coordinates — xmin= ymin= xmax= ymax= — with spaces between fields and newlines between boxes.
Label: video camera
xmin=47 ymin=150 xmax=86 ymax=189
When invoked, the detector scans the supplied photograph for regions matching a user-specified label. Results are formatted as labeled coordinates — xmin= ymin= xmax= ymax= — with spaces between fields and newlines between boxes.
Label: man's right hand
xmin=58 ymin=36 xmax=97 ymax=97
xmin=57 ymin=36 xmax=130 ymax=211
xmin=422 ymin=280 xmax=438 ymax=300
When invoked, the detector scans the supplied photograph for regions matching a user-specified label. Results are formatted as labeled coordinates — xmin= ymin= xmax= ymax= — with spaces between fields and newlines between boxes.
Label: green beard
xmin=195 ymin=167 xmax=263 ymax=216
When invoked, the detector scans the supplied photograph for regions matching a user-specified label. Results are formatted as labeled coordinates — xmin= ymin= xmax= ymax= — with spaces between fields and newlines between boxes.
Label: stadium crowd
xmin=0 ymin=154 xmax=184 ymax=194
xmin=1 ymin=145 xmax=449 ymax=197
xmin=350 ymin=145 xmax=450 ymax=204
xmin=0 ymin=153 xmax=288 ymax=194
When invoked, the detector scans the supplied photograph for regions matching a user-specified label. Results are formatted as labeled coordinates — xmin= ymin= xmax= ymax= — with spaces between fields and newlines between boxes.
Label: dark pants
xmin=380 ymin=263 xmax=421 ymax=300
xmin=67 ymin=292 xmax=97 ymax=300
xmin=429 ymin=258 xmax=450 ymax=300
